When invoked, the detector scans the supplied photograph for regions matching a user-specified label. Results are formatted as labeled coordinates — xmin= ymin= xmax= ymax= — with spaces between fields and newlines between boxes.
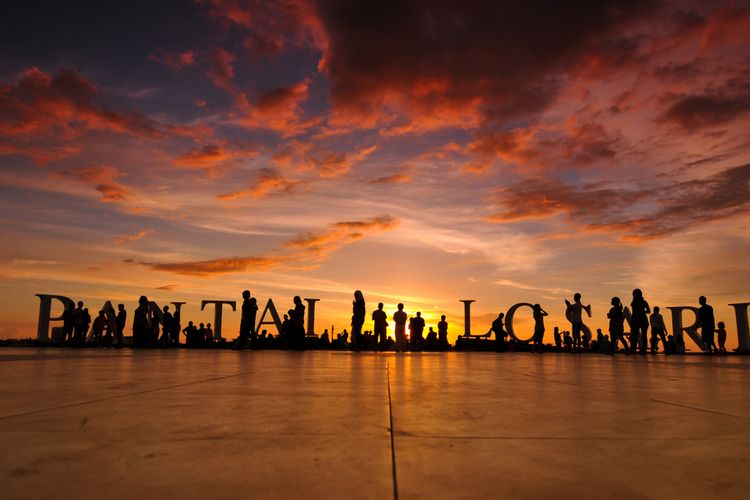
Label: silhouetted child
xmin=553 ymin=326 xmax=561 ymax=349
xmin=716 ymin=321 xmax=727 ymax=353
xmin=563 ymin=331 xmax=573 ymax=352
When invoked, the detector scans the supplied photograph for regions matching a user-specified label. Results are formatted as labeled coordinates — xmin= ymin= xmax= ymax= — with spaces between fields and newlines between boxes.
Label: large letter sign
xmin=35 ymin=294 xmax=74 ymax=341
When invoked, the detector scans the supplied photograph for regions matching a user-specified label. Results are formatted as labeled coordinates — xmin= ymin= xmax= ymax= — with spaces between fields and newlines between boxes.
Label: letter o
xmin=506 ymin=303 xmax=536 ymax=342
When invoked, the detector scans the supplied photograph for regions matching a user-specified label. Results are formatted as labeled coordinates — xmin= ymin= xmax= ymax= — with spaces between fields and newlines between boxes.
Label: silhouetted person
xmin=698 ymin=296 xmax=716 ymax=354
xmin=103 ymin=306 xmax=116 ymax=347
xmin=491 ymin=313 xmax=507 ymax=352
xmin=553 ymin=326 xmax=561 ymax=349
xmin=582 ymin=323 xmax=592 ymax=351
xmin=599 ymin=334 xmax=611 ymax=354
xmin=438 ymin=315 xmax=449 ymax=349
xmin=82 ymin=308 xmax=92 ymax=343
xmin=563 ymin=330 xmax=573 ymax=352
xmin=293 ymin=296 xmax=305 ymax=331
xmin=115 ymin=304 xmax=126 ymax=347
xmin=372 ymin=302 xmax=388 ymax=348
xmin=171 ymin=310 xmax=181 ymax=346
xmin=196 ymin=323 xmax=206 ymax=347
xmin=351 ymin=290 xmax=366 ymax=349
xmin=62 ymin=303 xmax=75 ymax=344
xmin=205 ymin=323 xmax=214 ymax=344
xmin=91 ymin=310 xmax=107 ymax=345
xmin=425 ymin=327 xmax=437 ymax=349
xmin=717 ymin=321 xmax=727 ymax=353
xmin=607 ymin=297 xmax=628 ymax=353
xmin=565 ymin=293 xmax=590 ymax=353
xmin=183 ymin=321 xmax=197 ymax=347
xmin=649 ymin=306 xmax=668 ymax=353
xmin=160 ymin=306 xmax=173 ymax=348
xmin=630 ymin=289 xmax=650 ymax=355
xmin=281 ymin=313 xmax=292 ymax=346
xmin=237 ymin=290 xmax=257 ymax=349
xmin=393 ymin=304 xmax=408 ymax=352
xmin=532 ymin=304 xmax=548 ymax=353
xmin=73 ymin=301 xmax=86 ymax=345
xmin=133 ymin=296 xmax=149 ymax=348
xmin=411 ymin=312 xmax=425 ymax=351
xmin=149 ymin=311 xmax=161 ymax=348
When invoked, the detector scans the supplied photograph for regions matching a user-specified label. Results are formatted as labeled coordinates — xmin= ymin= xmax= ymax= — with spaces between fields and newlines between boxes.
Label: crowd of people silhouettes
xmin=52 ymin=289 xmax=731 ymax=354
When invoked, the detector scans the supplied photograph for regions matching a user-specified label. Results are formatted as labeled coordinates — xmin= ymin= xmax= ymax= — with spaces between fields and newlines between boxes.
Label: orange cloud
xmin=286 ymin=215 xmax=398 ymax=255
xmin=198 ymin=0 xmax=324 ymax=55
xmin=114 ymin=230 xmax=153 ymax=244
xmin=54 ymin=165 xmax=131 ymax=202
xmin=0 ymin=67 xmax=210 ymax=164
xmin=217 ymin=167 xmax=306 ymax=200
xmin=369 ymin=173 xmax=411 ymax=185
xmin=173 ymin=142 xmax=259 ymax=175
xmin=0 ymin=141 xmax=81 ymax=165
xmin=139 ymin=214 xmax=398 ymax=275
xmin=274 ymin=141 xmax=377 ymax=177
xmin=235 ymin=79 xmax=317 ymax=135
xmin=204 ymin=47 xmax=236 ymax=93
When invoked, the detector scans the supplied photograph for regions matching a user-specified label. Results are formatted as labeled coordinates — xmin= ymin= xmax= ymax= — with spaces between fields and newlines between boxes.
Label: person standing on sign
xmin=565 ymin=293 xmax=590 ymax=354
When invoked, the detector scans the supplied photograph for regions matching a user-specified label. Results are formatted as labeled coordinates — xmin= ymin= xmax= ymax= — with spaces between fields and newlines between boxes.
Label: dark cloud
xmin=313 ymin=0 xmax=658 ymax=130
xmin=465 ymin=121 xmax=622 ymax=172
xmin=197 ymin=0 xmax=322 ymax=56
xmin=659 ymin=69 xmax=750 ymax=132
xmin=489 ymin=163 xmax=750 ymax=240
xmin=0 ymin=67 xmax=209 ymax=163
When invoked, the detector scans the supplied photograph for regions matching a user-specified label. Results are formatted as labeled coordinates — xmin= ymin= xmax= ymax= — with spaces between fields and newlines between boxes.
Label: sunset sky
xmin=1 ymin=0 xmax=750 ymax=346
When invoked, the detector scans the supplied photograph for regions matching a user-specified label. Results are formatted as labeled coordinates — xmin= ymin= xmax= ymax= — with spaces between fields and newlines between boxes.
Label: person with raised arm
xmin=607 ymin=297 xmax=628 ymax=353
xmin=565 ymin=293 xmax=590 ymax=354
xmin=532 ymin=304 xmax=548 ymax=353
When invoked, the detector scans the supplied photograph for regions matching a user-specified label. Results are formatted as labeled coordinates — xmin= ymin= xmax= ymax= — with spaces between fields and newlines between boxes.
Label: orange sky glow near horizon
xmin=1 ymin=0 xmax=750 ymax=349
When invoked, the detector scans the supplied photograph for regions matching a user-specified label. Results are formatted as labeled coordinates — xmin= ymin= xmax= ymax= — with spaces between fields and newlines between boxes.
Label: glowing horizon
xmin=1 ymin=1 xmax=750 ymax=348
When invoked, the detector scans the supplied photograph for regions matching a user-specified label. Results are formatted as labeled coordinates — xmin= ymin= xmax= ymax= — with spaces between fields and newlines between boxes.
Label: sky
xmin=1 ymin=0 xmax=750 ymax=347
